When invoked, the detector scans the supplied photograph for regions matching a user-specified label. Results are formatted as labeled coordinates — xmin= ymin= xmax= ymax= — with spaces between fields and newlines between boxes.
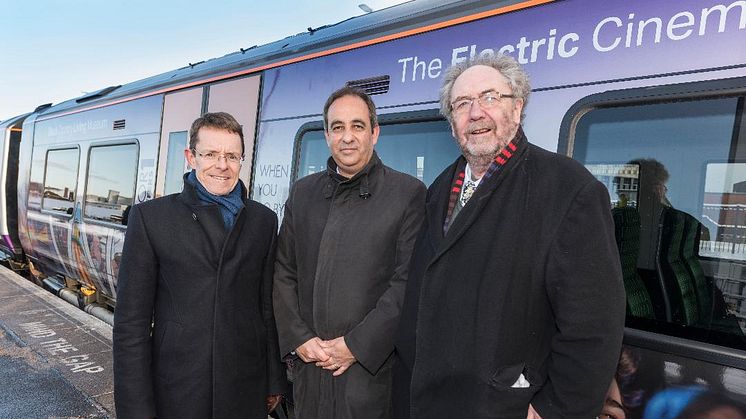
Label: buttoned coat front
xmin=113 ymin=179 xmax=286 ymax=419
xmin=273 ymin=154 xmax=426 ymax=419
xmin=394 ymin=136 xmax=626 ymax=419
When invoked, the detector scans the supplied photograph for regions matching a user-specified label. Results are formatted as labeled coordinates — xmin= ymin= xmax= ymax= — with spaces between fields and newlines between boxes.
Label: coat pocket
xmin=480 ymin=362 xmax=539 ymax=418
xmin=490 ymin=362 xmax=529 ymax=389
xmin=154 ymin=321 xmax=184 ymax=382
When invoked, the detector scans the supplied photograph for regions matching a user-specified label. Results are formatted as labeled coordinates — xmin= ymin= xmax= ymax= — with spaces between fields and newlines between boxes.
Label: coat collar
xmin=177 ymin=172 xmax=248 ymax=207
xmin=426 ymin=127 xmax=530 ymax=258
xmin=323 ymin=151 xmax=381 ymax=200
xmin=176 ymin=173 xmax=248 ymax=257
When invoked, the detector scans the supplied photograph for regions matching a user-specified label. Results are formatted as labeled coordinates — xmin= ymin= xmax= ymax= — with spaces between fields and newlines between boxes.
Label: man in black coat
xmin=113 ymin=112 xmax=286 ymax=418
xmin=394 ymin=55 xmax=626 ymax=418
xmin=273 ymin=87 xmax=426 ymax=418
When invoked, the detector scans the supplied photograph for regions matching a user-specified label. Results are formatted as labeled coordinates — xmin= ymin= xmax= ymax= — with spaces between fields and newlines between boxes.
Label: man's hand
xmin=267 ymin=394 xmax=283 ymax=413
xmin=296 ymin=337 xmax=330 ymax=363
xmin=317 ymin=336 xmax=356 ymax=376
xmin=527 ymin=404 xmax=543 ymax=419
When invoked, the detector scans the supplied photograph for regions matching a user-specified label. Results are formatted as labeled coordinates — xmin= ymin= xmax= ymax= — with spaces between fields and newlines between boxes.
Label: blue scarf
xmin=186 ymin=170 xmax=244 ymax=231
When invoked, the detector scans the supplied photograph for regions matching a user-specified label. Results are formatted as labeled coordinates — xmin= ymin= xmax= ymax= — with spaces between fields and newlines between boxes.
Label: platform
xmin=0 ymin=265 xmax=113 ymax=417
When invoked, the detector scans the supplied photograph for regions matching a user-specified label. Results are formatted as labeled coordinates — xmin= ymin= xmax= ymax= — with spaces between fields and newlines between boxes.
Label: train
xmin=3 ymin=0 xmax=746 ymax=416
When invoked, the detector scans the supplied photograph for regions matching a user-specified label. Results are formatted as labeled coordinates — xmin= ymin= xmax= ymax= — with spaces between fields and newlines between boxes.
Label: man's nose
xmin=468 ymin=100 xmax=486 ymax=119
xmin=341 ymin=130 xmax=355 ymax=143
xmin=215 ymin=155 xmax=229 ymax=169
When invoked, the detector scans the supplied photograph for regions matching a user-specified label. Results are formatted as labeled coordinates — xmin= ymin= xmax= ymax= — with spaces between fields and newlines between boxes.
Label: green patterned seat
xmin=611 ymin=206 xmax=655 ymax=319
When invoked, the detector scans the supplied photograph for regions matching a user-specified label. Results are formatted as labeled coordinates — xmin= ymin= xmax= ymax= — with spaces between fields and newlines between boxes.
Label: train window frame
xmin=290 ymin=109 xmax=456 ymax=184
xmin=82 ymin=140 xmax=140 ymax=228
xmin=40 ymin=146 xmax=80 ymax=217
xmin=558 ymin=75 xmax=746 ymax=369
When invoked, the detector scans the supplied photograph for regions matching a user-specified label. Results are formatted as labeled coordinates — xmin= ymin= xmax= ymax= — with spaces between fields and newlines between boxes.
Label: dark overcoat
xmin=394 ymin=134 xmax=626 ymax=419
xmin=113 ymin=179 xmax=286 ymax=419
xmin=273 ymin=153 xmax=426 ymax=419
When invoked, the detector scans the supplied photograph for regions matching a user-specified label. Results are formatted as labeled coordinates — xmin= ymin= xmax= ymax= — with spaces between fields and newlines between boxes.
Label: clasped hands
xmin=296 ymin=336 xmax=355 ymax=376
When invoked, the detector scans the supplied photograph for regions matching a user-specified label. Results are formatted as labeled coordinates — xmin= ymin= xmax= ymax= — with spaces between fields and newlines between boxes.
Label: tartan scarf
xmin=443 ymin=128 xmax=525 ymax=234
xmin=186 ymin=170 xmax=244 ymax=231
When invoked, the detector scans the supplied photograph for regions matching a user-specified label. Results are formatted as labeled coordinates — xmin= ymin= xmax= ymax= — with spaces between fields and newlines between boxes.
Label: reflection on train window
xmin=84 ymin=143 xmax=138 ymax=224
xmin=42 ymin=148 xmax=79 ymax=214
xmin=573 ymin=96 xmax=746 ymax=348
xmin=297 ymin=120 xmax=460 ymax=186
xmin=164 ymin=131 xmax=188 ymax=195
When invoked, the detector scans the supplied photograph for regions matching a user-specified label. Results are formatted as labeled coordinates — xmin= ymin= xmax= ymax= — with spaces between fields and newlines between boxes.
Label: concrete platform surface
xmin=0 ymin=265 xmax=113 ymax=418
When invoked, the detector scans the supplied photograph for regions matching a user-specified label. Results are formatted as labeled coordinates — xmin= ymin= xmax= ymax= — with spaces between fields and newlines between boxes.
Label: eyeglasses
xmin=192 ymin=149 xmax=243 ymax=164
xmin=450 ymin=90 xmax=515 ymax=115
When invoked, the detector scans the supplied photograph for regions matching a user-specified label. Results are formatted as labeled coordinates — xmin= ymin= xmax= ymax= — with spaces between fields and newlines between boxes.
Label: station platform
xmin=0 ymin=265 xmax=113 ymax=417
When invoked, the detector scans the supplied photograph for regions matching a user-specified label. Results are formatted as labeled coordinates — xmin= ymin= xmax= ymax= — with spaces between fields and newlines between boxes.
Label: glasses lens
xmin=452 ymin=100 xmax=471 ymax=114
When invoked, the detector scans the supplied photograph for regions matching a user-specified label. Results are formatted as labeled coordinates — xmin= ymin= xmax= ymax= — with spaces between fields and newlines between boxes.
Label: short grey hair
xmin=439 ymin=54 xmax=531 ymax=123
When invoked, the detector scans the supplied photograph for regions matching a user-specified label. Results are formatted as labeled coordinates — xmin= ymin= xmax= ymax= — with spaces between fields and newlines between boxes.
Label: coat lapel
xmin=178 ymin=181 xmax=228 ymax=265
xmin=429 ymin=142 xmax=529 ymax=265
xmin=425 ymin=159 xmax=460 ymax=252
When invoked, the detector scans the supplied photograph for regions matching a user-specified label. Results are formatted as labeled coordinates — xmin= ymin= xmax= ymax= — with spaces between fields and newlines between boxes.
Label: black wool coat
xmin=113 ymin=179 xmax=286 ymax=419
xmin=394 ymin=134 xmax=626 ymax=419
xmin=274 ymin=153 xmax=426 ymax=419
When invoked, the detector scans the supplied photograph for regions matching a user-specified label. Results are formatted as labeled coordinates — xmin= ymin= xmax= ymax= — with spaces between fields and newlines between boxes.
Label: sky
xmin=0 ymin=0 xmax=408 ymax=121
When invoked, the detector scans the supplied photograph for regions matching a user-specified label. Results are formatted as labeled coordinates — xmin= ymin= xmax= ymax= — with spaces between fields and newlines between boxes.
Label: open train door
xmin=0 ymin=113 xmax=30 ymax=262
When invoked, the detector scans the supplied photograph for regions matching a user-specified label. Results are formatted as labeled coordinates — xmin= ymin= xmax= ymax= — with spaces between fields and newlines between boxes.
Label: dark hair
xmin=189 ymin=112 xmax=245 ymax=156
xmin=323 ymin=87 xmax=378 ymax=132
xmin=439 ymin=54 xmax=531 ymax=124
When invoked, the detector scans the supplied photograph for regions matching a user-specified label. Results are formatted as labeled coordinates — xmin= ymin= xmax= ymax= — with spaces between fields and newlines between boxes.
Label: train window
xmin=297 ymin=120 xmax=460 ymax=186
xmin=42 ymin=148 xmax=79 ymax=214
xmin=164 ymin=131 xmax=188 ymax=195
xmin=84 ymin=143 xmax=138 ymax=224
xmin=572 ymin=96 xmax=746 ymax=349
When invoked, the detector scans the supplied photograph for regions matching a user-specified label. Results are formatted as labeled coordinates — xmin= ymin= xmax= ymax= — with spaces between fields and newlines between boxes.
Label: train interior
xmin=575 ymin=89 xmax=746 ymax=348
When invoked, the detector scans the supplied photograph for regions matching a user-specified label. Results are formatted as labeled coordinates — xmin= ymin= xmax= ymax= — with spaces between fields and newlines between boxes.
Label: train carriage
xmin=3 ymin=0 xmax=746 ymax=416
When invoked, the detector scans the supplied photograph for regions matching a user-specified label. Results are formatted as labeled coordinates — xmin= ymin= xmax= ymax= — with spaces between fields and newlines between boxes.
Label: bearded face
xmin=449 ymin=65 xmax=523 ymax=164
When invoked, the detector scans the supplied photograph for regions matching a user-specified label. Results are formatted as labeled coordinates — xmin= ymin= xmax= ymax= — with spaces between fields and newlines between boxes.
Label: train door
xmin=155 ymin=76 xmax=261 ymax=197
xmin=0 ymin=114 xmax=28 ymax=261
xmin=155 ymin=87 xmax=202 ymax=197
xmin=206 ymin=76 xmax=261 ymax=190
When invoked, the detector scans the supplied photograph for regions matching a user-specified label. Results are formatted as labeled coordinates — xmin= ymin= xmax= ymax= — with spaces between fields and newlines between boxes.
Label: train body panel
xmin=4 ymin=0 xmax=746 ymax=415
xmin=19 ymin=95 xmax=163 ymax=302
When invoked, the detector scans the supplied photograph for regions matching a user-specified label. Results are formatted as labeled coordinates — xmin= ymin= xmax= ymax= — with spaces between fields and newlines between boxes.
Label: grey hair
xmin=439 ymin=54 xmax=531 ymax=123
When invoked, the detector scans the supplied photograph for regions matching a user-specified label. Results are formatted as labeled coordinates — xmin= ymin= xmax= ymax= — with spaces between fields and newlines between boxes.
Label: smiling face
xmin=324 ymin=94 xmax=379 ymax=178
xmin=184 ymin=127 xmax=242 ymax=196
xmin=449 ymin=65 xmax=523 ymax=163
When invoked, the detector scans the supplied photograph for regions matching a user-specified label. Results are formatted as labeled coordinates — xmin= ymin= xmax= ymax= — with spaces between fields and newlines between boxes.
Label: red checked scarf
xmin=443 ymin=128 xmax=525 ymax=234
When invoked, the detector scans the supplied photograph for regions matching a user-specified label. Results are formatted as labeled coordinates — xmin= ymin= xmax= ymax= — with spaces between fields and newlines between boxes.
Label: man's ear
xmin=371 ymin=125 xmax=380 ymax=146
xmin=184 ymin=148 xmax=197 ymax=170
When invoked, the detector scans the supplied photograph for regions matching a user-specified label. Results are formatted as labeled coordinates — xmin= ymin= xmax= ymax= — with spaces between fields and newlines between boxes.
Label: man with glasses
xmin=273 ymin=87 xmax=426 ymax=418
xmin=393 ymin=55 xmax=625 ymax=418
xmin=114 ymin=112 xmax=286 ymax=418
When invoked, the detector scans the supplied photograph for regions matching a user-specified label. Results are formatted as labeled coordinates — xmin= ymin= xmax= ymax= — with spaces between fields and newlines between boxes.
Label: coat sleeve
xmin=531 ymin=180 xmax=626 ymax=418
xmin=345 ymin=183 xmax=427 ymax=374
xmin=273 ymin=189 xmax=316 ymax=359
xmin=113 ymin=204 xmax=158 ymax=418
xmin=261 ymin=214 xmax=289 ymax=394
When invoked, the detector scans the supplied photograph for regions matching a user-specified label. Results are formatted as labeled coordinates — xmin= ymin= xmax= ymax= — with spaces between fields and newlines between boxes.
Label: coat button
xmin=192 ymin=213 xmax=197 ymax=221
